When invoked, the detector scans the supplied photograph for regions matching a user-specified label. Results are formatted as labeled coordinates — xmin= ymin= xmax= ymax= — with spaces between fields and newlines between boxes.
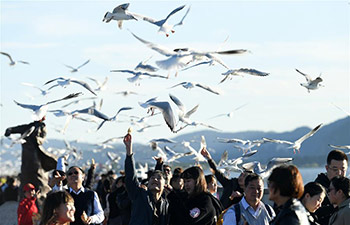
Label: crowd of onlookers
xmin=1 ymin=132 xmax=350 ymax=225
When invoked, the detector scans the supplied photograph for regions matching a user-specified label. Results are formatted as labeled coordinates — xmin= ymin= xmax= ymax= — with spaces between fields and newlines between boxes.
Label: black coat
xmin=270 ymin=198 xmax=310 ymax=225
xmin=314 ymin=173 xmax=336 ymax=225
xmin=207 ymin=159 xmax=243 ymax=209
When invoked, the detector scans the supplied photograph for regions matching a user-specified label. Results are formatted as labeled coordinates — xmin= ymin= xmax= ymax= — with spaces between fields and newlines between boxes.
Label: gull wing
xmin=295 ymin=123 xmax=323 ymax=145
xmin=169 ymin=93 xmax=186 ymax=114
xmin=130 ymin=31 xmax=175 ymax=57
xmin=262 ymin=137 xmax=293 ymax=145
xmin=329 ymin=144 xmax=350 ymax=150
xmin=295 ymin=69 xmax=312 ymax=82
xmin=76 ymin=59 xmax=90 ymax=69
xmin=309 ymin=77 xmax=323 ymax=86
xmin=44 ymin=77 xmax=65 ymax=85
xmin=150 ymin=138 xmax=176 ymax=143
xmin=64 ymin=64 xmax=76 ymax=70
xmin=195 ymin=83 xmax=221 ymax=95
xmin=71 ymin=79 xmax=97 ymax=96
xmin=112 ymin=3 xmax=130 ymax=13
xmin=46 ymin=92 xmax=82 ymax=105
xmin=164 ymin=5 xmax=186 ymax=22
xmin=111 ymin=107 xmax=133 ymax=120
xmin=174 ymin=6 xmax=190 ymax=27
xmin=0 ymin=52 xmax=14 ymax=63
xmin=218 ymin=150 xmax=228 ymax=167
xmin=13 ymin=100 xmax=41 ymax=112
xmin=169 ymin=82 xmax=187 ymax=89
xmin=17 ymin=60 xmax=30 ymax=65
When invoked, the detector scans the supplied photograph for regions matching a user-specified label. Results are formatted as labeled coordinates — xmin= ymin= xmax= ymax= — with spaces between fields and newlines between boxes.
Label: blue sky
xmin=1 ymin=0 xmax=349 ymax=146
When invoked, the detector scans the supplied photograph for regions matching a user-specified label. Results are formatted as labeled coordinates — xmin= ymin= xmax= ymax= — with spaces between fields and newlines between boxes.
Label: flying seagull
xmin=263 ymin=123 xmax=323 ymax=153
xmin=44 ymin=77 xmax=97 ymax=96
xmin=142 ymin=5 xmax=189 ymax=37
xmin=134 ymin=56 xmax=159 ymax=72
xmin=296 ymin=69 xmax=323 ymax=93
xmin=21 ymin=82 xmax=50 ymax=96
xmin=103 ymin=3 xmax=140 ymax=29
xmin=242 ymin=157 xmax=293 ymax=178
xmin=328 ymin=144 xmax=350 ymax=150
xmin=0 ymin=52 xmax=29 ymax=66
xmin=14 ymin=92 xmax=82 ymax=120
xmin=169 ymin=81 xmax=222 ymax=95
xmin=64 ymin=59 xmax=90 ymax=73
xmin=220 ymin=68 xmax=269 ymax=83
xmin=110 ymin=69 xmax=168 ymax=84
xmin=209 ymin=103 xmax=248 ymax=119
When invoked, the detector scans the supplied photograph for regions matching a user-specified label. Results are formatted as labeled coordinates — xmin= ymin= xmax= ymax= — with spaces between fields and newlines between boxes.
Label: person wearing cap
xmin=201 ymin=147 xmax=251 ymax=209
xmin=4 ymin=117 xmax=57 ymax=206
xmin=17 ymin=183 xmax=38 ymax=225
xmin=327 ymin=176 xmax=350 ymax=225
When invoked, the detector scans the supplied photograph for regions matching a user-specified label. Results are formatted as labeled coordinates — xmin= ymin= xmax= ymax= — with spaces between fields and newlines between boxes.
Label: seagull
xmin=150 ymin=138 xmax=177 ymax=144
xmin=87 ymin=77 xmax=109 ymax=92
xmin=209 ymin=103 xmax=248 ymax=119
xmin=61 ymin=97 xmax=97 ymax=108
xmin=169 ymin=81 xmax=222 ymax=95
xmin=329 ymin=144 xmax=350 ymax=150
xmin=14 ymin=92 xmax=82 ymax=120
xmin=110 ymin=69 xmax=168 ymax=84
xmin=263 ymin=123 xmax=323 ymax=153
xmin=220 ymin=68 xmax=269 ymax=83
xmin=218 ymin=150 xmax=258 ymax=173
xmin=137 ymin=124 xmax=161 ymax=133
xmin=242 ymin=157 xmax=293 ymax=179
xmin=44 ymin=77 xmax=97 ymax=96
xmin=163 ymin=145 xmax=192 ymax=163
xmin=21 ymin=82 xmax=50 ymax=96
xmin=169 ymin=94 xmax=220 ymax=132
xmin=64 ymin=59 xmax=90 ymax=73
xmin=102 ymin=3 xmax=140 ymax=29
xmin=296 ymin=69 xmax=323 ymax=93
xmin=142 ymin=5 xmax=189 ymax=37
xmin=72 ymin=106 xmax=133 ymax=131
xmin=115 ymin=90 xmax=139 ymax=97
xmin=140 ymin=99 xmax=177 ymax=132
xmin=130 ymin=31 xmax=247 ymax=76
xmin=182 ymin=137 xmax=206 ymax=163
xmin=217 ymin=138 xmax=266 ymax=154
xmin=106 ymin=151 xmax=121 ymax=164
xmin=134 ymin=56 xmax=159 ymax=72
xmin=0 ymin=52 xmax=29 ymax=66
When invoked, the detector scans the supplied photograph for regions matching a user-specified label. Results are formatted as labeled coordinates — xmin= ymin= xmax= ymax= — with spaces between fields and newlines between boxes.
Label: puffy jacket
xmin=270 ymin=198 xmax=310 ymax=225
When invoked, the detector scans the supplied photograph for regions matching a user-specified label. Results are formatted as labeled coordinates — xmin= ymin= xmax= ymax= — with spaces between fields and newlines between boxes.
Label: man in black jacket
xmin=201 ymin=147 xmax=250 ymax=209
xmin=123 ymin=133 xmax=170 ymax=225
xmin=314 ymin=150 xmax=348 ymax=225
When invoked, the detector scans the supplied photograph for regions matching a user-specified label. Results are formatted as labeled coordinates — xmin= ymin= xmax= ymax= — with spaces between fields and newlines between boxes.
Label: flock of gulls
xmin=1 ymin=3 xmax=349 ymax=177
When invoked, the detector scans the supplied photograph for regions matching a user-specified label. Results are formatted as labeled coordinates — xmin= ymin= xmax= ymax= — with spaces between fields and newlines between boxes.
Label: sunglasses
xmin=68 ymin=171 xmax=80 ymax=176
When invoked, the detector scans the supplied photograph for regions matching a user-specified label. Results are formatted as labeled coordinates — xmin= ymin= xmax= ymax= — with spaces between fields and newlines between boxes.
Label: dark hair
xmin=67 ymin=166 xmax=85 ymax=174
xmin=149 ymin=170 xmax=165 ymax=180
xmin=327 ymin=150 xmax=348 ymax=165
xmin=182 ymin=166 xmax=207 ymax=196
xmin=163 ymin=164 xmax=172 ymax=171
xmin=301 ymin=182 xmax=326 ymax=200
xmin=244 ymin=173 xmax=262 ymax=187
xmin=205 ymin=174 xmax=216 ymax=185
xmin=331 ymin=176 xmax=350 ymax=198
xmin=173 ymin=167 xmax=183 ymax=176
xmin=170 ymin=174 xmax=182 ymax=187
xmin=268 ymin=165 xmax=304 ymax=199
xmin=40 ymin=191 xmax=74 ymax=225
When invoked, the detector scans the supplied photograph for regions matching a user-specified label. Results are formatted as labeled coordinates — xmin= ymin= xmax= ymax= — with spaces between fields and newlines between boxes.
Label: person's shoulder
xmin=314 ymin=173 xmax=328 ymax=186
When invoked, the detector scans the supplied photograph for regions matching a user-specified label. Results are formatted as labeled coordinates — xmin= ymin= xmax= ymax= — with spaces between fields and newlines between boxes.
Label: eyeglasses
xmin=68 ymin=171 xmax=79 ymax=176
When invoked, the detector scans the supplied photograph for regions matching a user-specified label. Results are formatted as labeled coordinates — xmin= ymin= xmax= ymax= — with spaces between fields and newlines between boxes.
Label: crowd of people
xmin=1 ymin=130 xmax=350 ymax=225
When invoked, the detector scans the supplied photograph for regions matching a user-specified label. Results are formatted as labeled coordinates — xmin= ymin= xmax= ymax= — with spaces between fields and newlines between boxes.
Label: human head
xmin=301 ymin=182 xmax=326 ymax=213
xmin=67 ymin=166 xmax=85 ymax=190
xmin=170 ymin=174 xmax=184 ymax=191
xmin=244 ymin=173 xmax=264 ymax=206
xmin=173 ymin=167 xmax=183 ymax=176
xmin=326 ymin=150 xmax=348 ymax=180
xmin=40 ymin=191 xmax=75 ymax=225
xmin=163 ymin=164 xmax=172 ymax=184
xmin=147 ymin=170 xmax=165 ymax=193
xmin=23 ymin=183 xmax=36 ymax=199
xmin=328 ymin=176 xmax=350 ymax=206
xmin=238 ymin=170 xmax=253 ymax=189
xmin=268 ymin=165 xmax=304 ymax=204
xmin=182 ymin=166 xmax=207 ymax=197
xmin=205 ymin=174 xmax=217 ymax=194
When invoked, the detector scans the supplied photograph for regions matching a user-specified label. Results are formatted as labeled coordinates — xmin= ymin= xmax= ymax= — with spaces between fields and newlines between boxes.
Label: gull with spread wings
xmin=263 ymin=123 xmax=323 ymax=153
xmin=220 ymin=68 xmax=269 ymax=83
xmin=64 ymin=59 xmax=90 ymax=73
xmin=110 ymin=69 xmax=168 ymax=84
xmin=103 ymin=3 xmax=141 ymax=29
xmin=209 ymin=103 xmax=248 ymax=119
xmin=44 ymin=77 xmax=97 ymax=96
xmin=169 ymin=81 xmax=222 ymax=95
xmin=0 ymin=52 xmax=29 ymax=66
xmin=142 ymin=5 xmax=189 ymax=37
xmin=296 ymin=69 xmax=323 ymax=93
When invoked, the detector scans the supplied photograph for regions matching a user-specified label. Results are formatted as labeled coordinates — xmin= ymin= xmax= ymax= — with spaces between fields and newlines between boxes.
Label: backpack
xmin=217 ymin=203 xmax=274 ymax=225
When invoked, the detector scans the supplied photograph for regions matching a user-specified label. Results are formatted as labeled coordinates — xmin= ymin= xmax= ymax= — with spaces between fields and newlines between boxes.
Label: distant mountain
xmin=1 ymin=117 xmax=349 ymax=175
